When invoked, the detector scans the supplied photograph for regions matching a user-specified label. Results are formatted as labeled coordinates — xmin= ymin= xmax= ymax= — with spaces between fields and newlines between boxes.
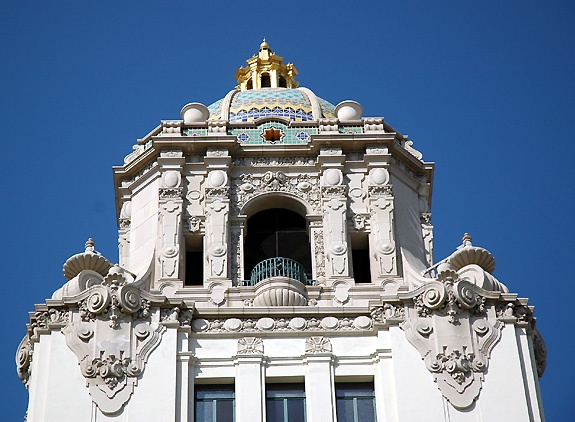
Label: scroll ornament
xmin=401 ymin=269 xmax=503 ymax=409
xmin=62 ymin=265 xmax=168 ymax=415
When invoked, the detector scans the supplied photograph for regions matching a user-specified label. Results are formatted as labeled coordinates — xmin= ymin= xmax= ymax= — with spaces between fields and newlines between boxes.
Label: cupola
xmin=234 ymin=39 xmax=299 ymax=90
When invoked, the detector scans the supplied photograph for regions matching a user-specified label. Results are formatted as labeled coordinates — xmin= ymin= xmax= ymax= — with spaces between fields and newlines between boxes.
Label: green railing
xmin=244 ymin=257 xmax=314 ymax=286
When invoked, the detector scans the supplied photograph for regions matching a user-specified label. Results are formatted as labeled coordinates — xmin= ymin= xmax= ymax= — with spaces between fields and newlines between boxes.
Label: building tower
xmin=17 ymin=42 xmax=547 ymax=422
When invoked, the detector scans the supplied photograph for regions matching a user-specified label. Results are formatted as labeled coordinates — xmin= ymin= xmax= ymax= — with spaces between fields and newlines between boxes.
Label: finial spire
xmin=462 ymin=233 xmax=473 ymax=246
xmin=85 ymin=238 xmax=95 ymax=252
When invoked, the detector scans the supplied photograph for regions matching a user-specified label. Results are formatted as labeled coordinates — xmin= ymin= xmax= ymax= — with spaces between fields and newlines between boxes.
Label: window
xmin=261 ymin=73 xmax=271 ymax=88
xmin=185 ymin=235 xmax=204 ymax=286
xmin=350 ymin=233 xmax=371 ymax=284
xmin=195 ymin=385 xmax=235 ymax=422
xmin=266 ymin=384 xmax=306 ymax=422
xmin=244 ymin=208 xmax=312 ymax=280
xmin=278 ymin=75 xmax=287 ymax=88
xmin=335 ymin=382 xmax=376 ymax=422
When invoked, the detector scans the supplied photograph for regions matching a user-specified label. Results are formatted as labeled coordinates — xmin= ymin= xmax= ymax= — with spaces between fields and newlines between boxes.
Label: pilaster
xmin=204 ymin=148 xmax=232 ymax=287
xmin=366 ymin=146 xmax=399 ymax=280
xmin=156 ymin=149 xmax=185 ymax=289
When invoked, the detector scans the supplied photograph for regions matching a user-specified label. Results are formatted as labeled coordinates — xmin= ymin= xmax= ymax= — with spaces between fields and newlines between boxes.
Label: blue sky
xmin=1 ymin=1 xmax=573 ymax=420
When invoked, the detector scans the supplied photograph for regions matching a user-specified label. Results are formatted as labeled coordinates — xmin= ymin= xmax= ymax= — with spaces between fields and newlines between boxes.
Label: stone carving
xmin=205 ymin=200 xmax=229 ymax=278
xmin=371 ymin=304 xmax=406 ymax=323
xmin=353 ymin=214 xmax=367 ymax=230
xmin=232 ymin=172 xmax=320 ymax=214
xmin=188 ymin=216 xmax=203 ymax=233
xmin=370 ymin=197 xmax=397 ymax=276
xmin=192 ymin=315 xmax=375 ymax=334
xmin=233 ymin=157 xmax=316 ymax=167
xmin=403 ymin=140 xmax=423 ymax=160
xmin=402 ymin=269 xmax=503 ymax=409
xmin=124 ymin=144 xmax=144 ymax=165
xmin=16 ymin=335 xmax=32 ymax=388
xmin=62 ymin=266 xmax=167 ymax=414
xmin=237 ymin=337 xmax=264 ymax=355
xmin=305 ymin=337 xmax=332 ymax=353
xmin=314 ymin=230 xmax=326 ymax=279
xmin=230 ymin=228 xmax=243 ymax=283
xmin=63 ymin=238 xmax=113 ymax=281
xmin=159 ymin=187 xmax=184 ymax=199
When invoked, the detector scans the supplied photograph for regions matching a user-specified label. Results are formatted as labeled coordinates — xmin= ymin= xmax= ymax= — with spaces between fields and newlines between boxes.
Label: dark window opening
xmin=244 ymin=208 xmax=312 ymax=280
xmin=351 ymin=233 xmax=371 ymax=284
xmin=266 ymin=384 xmax=306 ymax=422
xmin=278 ymin=75 xmax=287 ymax=88
xmin=195 ymin=385 xmax=234 ymax=422
xmin=247 ymin=79 xmax=253 ymax=90
xmin=261 ymin=73 xmax=271 ymax=88
xmin=185 ymin=235 xmax=204 ymax=286
xmin=335 ymin=382 xmax=376 ymax=422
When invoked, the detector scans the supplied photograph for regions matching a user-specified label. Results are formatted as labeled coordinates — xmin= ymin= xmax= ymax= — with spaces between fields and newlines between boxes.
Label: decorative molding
xmin=231 ymin=171 xmax=320 ymax=214
xmin=305 ymin=337 xmax=332 ymax=353
xmin=233 ymin=157 xmax=316 ymax=167
xmin=192 ymin=315 xmax=373 ymax=334
xmin=159 ymin=187 xmax=183 ymax=199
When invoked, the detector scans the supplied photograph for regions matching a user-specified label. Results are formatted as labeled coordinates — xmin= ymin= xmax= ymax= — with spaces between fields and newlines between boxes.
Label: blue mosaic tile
xmin=230 ymin=121 xmax=317 ymax=145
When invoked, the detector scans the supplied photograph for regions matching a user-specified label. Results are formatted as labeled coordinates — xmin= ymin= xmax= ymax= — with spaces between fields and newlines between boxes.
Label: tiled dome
xmin=207 ymin=88 xmax=336 ymax=122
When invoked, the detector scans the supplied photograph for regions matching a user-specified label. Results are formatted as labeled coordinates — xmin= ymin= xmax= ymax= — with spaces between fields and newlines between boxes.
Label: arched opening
xmin=278 ymin=75 xmax=287 ymax=88
xmin=246 ymin=79 xmax=253 ymax=90
xmin=261 ymin=72 xmax=271 ymax=88
xmin=244 ymin=208 xmax=312 ymax=281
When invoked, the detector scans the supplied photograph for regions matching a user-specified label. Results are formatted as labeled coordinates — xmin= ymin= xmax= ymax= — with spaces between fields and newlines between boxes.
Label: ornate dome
xmin=207 ymin=87 xmax=336 ymax=122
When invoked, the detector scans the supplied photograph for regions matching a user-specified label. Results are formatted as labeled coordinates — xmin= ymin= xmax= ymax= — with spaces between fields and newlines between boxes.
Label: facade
xmin=17 ymin=41 xmax=547 ymax=421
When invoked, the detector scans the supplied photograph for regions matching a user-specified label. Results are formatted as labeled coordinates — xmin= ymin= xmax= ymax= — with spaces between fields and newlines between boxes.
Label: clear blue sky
xmin=1 ymin=1 xmax=573 ymax=420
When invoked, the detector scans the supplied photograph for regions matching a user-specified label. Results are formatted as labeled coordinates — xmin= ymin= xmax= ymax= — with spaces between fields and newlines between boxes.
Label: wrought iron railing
xmin=244 ymin=257 xmax=314 ymax=286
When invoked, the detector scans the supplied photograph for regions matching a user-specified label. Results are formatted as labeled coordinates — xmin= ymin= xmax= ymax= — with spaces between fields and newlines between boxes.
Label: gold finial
xmin=234 ymin=40 xmax=299 ymax=91
xmin=462 ymin=233 xmax=472 ymax=246
xmin=85 ymin=238 xmax=95 ymax=252
xmin=260 ymin=38 xmax=270 ymax=51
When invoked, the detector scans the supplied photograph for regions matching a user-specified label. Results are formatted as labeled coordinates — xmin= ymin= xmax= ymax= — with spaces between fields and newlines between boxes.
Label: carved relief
xmin=62 ymin=267 xmax=167 ymax=415
xmin=237 ymin=337 xmax=264 ymax=355
xmin=402 ymin=269 xmax=503 ymax=409
xmin=231 ymin=170 xmax=320 ymax=214
xmin=233 ymin=157 xmax=316 ymax=167
xmin=192 ymin=315 xmax=374 ymax=334
xmin=370 ymin=197 xmax=397 ymax=276
xmin=305 ymin=337 xmax=332 ymax=353
xmin=16 ymin=335 xmax=33 ymax=388
xmin=314 ymin=230 xmax=326 ymax=279
xmin=205 ymin=200 xmax=229 ymax=278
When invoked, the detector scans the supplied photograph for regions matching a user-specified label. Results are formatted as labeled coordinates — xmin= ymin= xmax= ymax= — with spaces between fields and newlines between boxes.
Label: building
xmin=17 ymin=41 xmax=547 ymax=421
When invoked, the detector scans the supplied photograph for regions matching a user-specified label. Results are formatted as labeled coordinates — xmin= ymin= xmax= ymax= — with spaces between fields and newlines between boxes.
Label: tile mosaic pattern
xmin=318 ymin=97 xmax=337 ymax=118
xmin=230 ymin=121 xmax=318 ymax=145
xmin=206 ymin=88 xmax=337 ymax=122
xmin=183 ymin=128 xmax=209 ymax=136
xmin=207 ymin=99 xmax=223 ymax=120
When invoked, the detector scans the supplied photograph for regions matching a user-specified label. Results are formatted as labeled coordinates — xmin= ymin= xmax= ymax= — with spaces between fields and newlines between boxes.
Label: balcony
xmin=245 ymin=257 xmax=313 ymax=306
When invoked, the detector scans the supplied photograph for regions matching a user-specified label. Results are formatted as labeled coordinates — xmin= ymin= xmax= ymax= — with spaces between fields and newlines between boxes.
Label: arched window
xmin=261 ymin=72 xmax=271 ymax=88
xmin=246 ymin=79 xmax=253 ymax=90
xmin=278 ymin=75 xmax=287 ymax=88
xmin=244 ymin=208 xmax=312 ymax=280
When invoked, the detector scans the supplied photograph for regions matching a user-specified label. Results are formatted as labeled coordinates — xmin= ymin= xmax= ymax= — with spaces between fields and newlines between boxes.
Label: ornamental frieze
xmin=231 ymin=170 xmax=320 ymax=214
